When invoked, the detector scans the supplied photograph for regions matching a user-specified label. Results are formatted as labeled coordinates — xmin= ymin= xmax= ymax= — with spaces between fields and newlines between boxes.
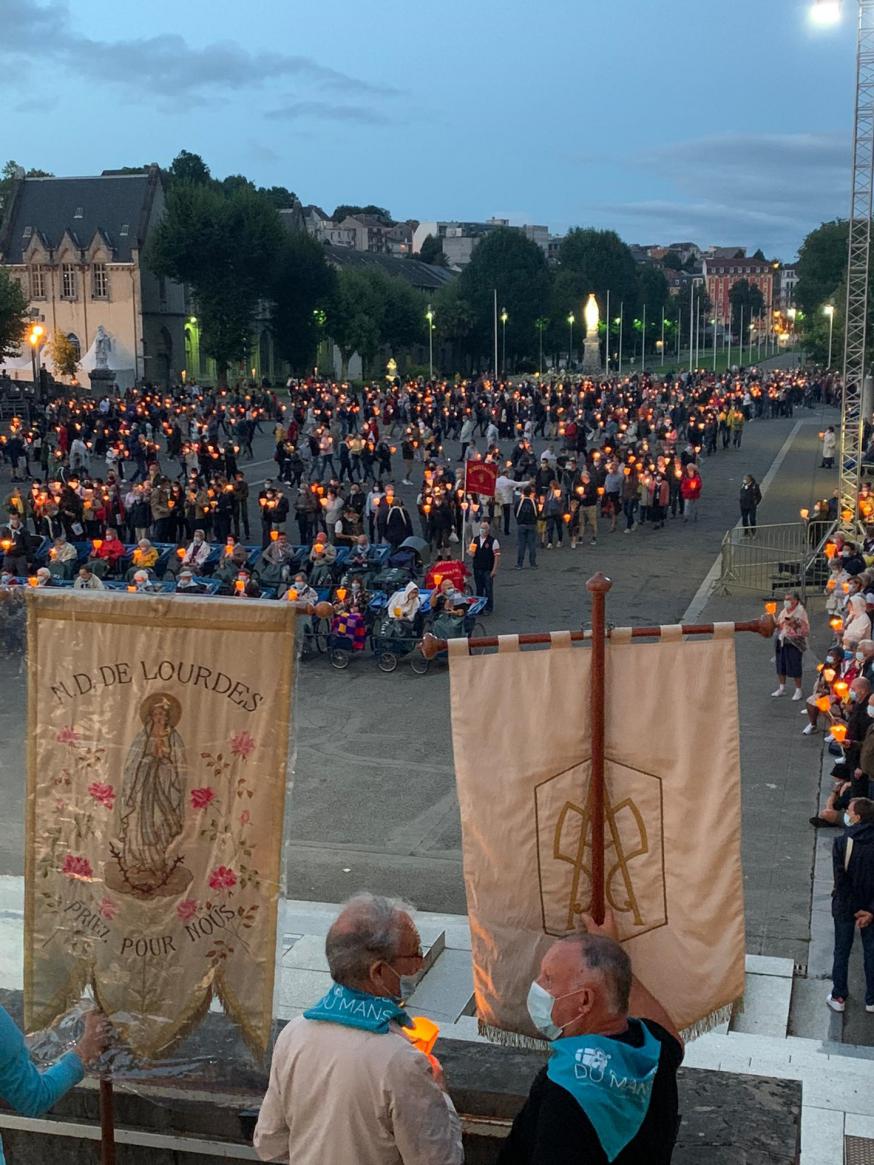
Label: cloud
xmin=0 ymin=0 xmax=397 ymax=103
xmin=598 ymin=132 xmax=850 ymax=255
xmin=264 ymin=100 xmax=392 ymax=125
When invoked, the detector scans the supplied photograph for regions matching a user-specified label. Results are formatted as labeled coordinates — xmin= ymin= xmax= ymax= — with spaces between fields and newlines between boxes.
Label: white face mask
xmin=526 ymin=980 xmax=586 ymax=1041
xmin=385 ymin=964 xmax=419 ymax=1005
xmin=868 ymin=705 xmax=874 ymax=719
xmin=845 ymin=812 xmax=855 ymax=827
xmin=857 ymin=652 xmax=866 ymax=663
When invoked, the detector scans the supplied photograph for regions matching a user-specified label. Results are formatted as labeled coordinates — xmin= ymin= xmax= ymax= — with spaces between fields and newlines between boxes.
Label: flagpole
xmin=100 ymin=1078 xmax=116 ymax=1164
xmin=586 ymin=571 xmax=611 ymax=924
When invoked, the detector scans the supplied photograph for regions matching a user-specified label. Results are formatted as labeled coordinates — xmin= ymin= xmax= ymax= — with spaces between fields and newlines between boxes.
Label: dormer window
xmin=74 ymin=207 xmax=83 ymax=219
xmin=120 ymin=223 xmax=129 ymax=237
xmin=22 ymin=226 xmax=32 ymax=239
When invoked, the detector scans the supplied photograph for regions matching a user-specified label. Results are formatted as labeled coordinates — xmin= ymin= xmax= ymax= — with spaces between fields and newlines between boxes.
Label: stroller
xmin=371 ymin=610 xmax=424 ymax=673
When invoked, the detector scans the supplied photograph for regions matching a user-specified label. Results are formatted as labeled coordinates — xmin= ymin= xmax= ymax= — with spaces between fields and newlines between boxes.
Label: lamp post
xmin=425 ymin=304 xmax=435 ymax=380
xmin=824 ymin=303 xmax=836 ymax=367
xmin=535 ymin=316 xmax=548 ymax=377
xmin=660 ymin=306 xmax=666 ymax=366
xmin=500 ymin=307 xmax=508 ymax=376
xmin=567 ymin=311 xmax=574 ymax=369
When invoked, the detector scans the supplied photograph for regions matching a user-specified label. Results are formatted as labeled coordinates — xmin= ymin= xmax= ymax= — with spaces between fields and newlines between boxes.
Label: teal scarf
xmin=546 ymin=1022 xmax=661 ymax=1162
xmin=303 ymin=983 xmax=411 ymax=1034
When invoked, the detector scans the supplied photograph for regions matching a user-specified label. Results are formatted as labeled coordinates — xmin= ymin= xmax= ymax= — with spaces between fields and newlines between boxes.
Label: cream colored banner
xmin=25 ymin=591 xmax=296 ymax=1058
xmin=448 ymin=632 xmax=745 ymax=1037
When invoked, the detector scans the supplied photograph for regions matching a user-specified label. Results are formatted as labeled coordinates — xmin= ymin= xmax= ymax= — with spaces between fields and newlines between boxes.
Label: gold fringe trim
xmin=477 ymin=1021 xmax=549 ymax=1050
xmin=680 ymin=996 xmax=742 ymax=1043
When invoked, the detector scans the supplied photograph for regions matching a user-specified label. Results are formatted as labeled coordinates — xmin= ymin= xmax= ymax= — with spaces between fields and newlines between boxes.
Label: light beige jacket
xmin=254 ymin=1015 xmax=463 ymax=1165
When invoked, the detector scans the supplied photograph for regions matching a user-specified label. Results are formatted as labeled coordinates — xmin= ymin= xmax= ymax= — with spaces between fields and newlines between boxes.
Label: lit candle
xmin=764 ymin=601 xmax=777 ymax=615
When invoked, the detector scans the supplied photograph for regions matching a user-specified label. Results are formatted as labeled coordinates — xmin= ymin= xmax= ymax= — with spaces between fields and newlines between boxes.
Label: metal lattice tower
xmin=840 ymin=1 xmax=874 ymax=529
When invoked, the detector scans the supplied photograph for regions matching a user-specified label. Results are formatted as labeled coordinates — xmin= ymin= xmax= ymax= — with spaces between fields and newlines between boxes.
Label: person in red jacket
xmin=679 ymin=464 xmax=702 ymax=523
xmin=89 ymin=527 xmax=126 ymax=574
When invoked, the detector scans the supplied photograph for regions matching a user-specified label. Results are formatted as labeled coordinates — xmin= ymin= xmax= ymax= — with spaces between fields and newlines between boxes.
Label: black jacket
xmin=739 ymin=482 xmax=761 ymax=512
xmin=833 ymin=821 xmax=874 ymax=919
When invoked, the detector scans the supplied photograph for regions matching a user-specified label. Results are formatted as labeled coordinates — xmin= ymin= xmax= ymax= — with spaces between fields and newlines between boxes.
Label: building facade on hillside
xmin=411 ymin=218 xmax=550 ymax=268
xmin=779 ymin=264 xmax=799 ymax=311
xmin=0 ymin=167 xmax=185 ymax=386
xmin=703 ymin=255 xmax=775 ymax=324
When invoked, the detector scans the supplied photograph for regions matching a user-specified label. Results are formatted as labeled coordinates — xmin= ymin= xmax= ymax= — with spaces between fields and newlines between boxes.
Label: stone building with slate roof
xmin=0 ymin=166 xmax=185 ymax=386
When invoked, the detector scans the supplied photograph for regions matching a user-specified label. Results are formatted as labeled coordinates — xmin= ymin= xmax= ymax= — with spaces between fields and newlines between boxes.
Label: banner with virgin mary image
xmin=24 ymin=591 xmax=296 ymax=1058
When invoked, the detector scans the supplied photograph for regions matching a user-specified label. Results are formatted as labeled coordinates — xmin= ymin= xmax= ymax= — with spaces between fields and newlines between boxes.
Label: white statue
xmin=584 ymin=294 xmax=600 ymax=338
xmin=94 ymin=325 xmax=112 ymax=370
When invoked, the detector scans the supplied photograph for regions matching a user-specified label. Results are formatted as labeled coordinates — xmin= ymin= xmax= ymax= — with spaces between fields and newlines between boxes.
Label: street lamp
xmin=425 ymin=304 xmax=435 ymax=380
xmin=567 ymin=311 xmax=575 ymax=369
xmin=810 ymin=0 xmax=842 ymax=23
xmin=535 ymin=316 xmax=548 ymax=377
xmin=824 ymin=303 xmax=836 ymax=367
xmin=500 ymin=307 xmax=508 ymax=375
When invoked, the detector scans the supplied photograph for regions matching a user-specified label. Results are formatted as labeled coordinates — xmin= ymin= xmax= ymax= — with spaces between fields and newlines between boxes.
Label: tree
xmin=270 ymin=232 xmax=337 ymax=374
xmin=662 ymin=250 xmax=683 ymax=271
xmin=167 ymin=150 xmax=211 ymax=187
xmin=332 ymin=204 xmax=393 ymax=225
xmin=729 ymin=279 xmax=765 ymax=335
xmin=148 ymin=183 xmax=285 ymax=385
xmin=417 ymin=234 xmax=447 ymax=266
xmin=1 ymin=161 xmax=54 ymax=226
xmin=260 ymin=185 xmax=298 ymax=210
xmin=47 ymin=331 xmax=80 ymax=378
xmin=459 ymin=227 xmax=551 ymax=367
xmin=329 ymin=269 xmax=385 ymax=378
xmin=0 ymin=269 xmax=29 ymax=360
xmin=752 ymin=248 xmax=766 ymax=262
xmin=795 ymin=220 xmax=849 ymax=317
xmin=433 ymin=282 xmax=476 ymax=371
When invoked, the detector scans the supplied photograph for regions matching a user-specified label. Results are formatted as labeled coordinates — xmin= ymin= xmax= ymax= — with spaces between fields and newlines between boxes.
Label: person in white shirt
xmin=494 ymin=474 xmax=531 ymax=536
xmin=254 ymin=894 xmax=462 ymax=1165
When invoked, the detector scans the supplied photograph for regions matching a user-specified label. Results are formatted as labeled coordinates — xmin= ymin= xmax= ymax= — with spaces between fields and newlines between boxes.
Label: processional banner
xmin=25 ymin=591 xmax=296 ymax=1058
xmin=448 ymin=628 xmax=745 ymax=1038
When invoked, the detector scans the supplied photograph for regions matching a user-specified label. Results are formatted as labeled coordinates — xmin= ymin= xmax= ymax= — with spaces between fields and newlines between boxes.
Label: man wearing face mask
xmin=498 ymin=910 xmax=683 ymax=1165
xmin=827 ymin=798 xmax=874 ymax=1014
xmin=254 ymin=892 xmax=462 ymax=1165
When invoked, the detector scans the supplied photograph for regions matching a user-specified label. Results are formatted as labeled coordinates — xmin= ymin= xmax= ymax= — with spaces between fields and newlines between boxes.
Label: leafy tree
xmin=752 ymin=248 xmax=766 ymax=261
xmin=795 ymin=220 xmax=849 ymax=317
xmin=459 ymin=227 xmax=551 ymax=366
xmin=728 ymin=278 xmax=765 ymax=335
xmin=47 ymin=331 xmax=80 ymax=378
xmin=556 ymin=228 xmax=639 ymax=309
xmin=332 ymin=204 xmax=393 ymax=225
xmin=167 ymin=150 xmax=211 ymax=187
xmin=417 ymin=234 xmax=446 ymax=266
xmin=0 ymin=269 xmax=29 ymax=360
xmin=662 ymin=250 xmax=683 ymax=271
xmin=673 ymin=281 xmax=712 ymax=351
xmin=260 ymin=185 xmax=298 ymax=210
xmin=329 ymin=269 xmax=385 ymax=378
xmin=270 ymin=232 xmax=337 ymax=373
xmin=148 ymin=183 xmax=285 ymax=385
xmin=433 ymin=282 xmax=476 ymax=371
xmin=0 ymin=161 xmax=54 ymax=226
xmin=379 ymin=274 xmax=425 ymax=353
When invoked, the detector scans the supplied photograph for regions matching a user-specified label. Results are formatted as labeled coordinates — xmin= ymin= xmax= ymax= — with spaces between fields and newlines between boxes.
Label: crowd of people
xmin=0 ymin=366 xmax=835 ymax=603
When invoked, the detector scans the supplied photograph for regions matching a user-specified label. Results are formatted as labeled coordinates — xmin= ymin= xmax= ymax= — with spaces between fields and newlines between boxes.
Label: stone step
xmin=729 ymin=953 xmax=795 ymax=1038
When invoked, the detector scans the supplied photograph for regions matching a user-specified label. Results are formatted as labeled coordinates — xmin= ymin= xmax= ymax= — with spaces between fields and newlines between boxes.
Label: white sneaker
xmin=546 ymin=543 xmax=552 ymax=549
xmin=866 ymin=1003 xmax=874 ymax=1013
xmin=771 ymin=687 xmax=785 ymax=697
xmin=802 ymin=724 xmax=816 ymax=735
xmin=792 ymin=689 xmax=803 ymax=701
xmin=825 ymin=734 xmax=835 ymax=744
xmin=826 ymin=994 xmax=846 ymax=1013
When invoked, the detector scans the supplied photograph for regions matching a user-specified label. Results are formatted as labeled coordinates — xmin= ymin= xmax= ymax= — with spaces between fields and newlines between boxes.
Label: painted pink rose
xmin=87 ymin=782 xmax=115 ymax=810
xmin=98 ymin=897 xmax=118 ymax=921
xmin=55 ymin=726 xmax=79 ymax=745
xmin=208 ymin=866 xmax=237 ymax=892
xmin=190 ymin=787 xmax=216 ymax=810
xmin=230 ymin=730 xmax=256 ymax=760
xmin=62 ymin=854 xmax=93 ymax=881
xmin=176 ymin=898 xmax=198 ymax=923
xmin=239 ymin=810 xmax=251 ymax=827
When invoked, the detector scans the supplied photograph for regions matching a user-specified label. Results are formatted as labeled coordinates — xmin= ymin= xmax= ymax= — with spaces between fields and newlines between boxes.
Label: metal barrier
xmin=717 ymin=520 xmax=837 ymax=601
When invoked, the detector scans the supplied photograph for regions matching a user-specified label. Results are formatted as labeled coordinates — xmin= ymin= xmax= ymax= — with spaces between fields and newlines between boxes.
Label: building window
xmin=120 ymin=223 xmax=129 ymax=237
xmin=61 ymin=263 xmax=77 ymax=299
xmin=74 ymin=207 xmax=83 ymax=220
xmin=92 ymin=263 xmax=108 ymax=299
xmin=67 ymin=334 xmax=81 ymax=362
xmin=29 ymin=265 xmax=45 ymax=299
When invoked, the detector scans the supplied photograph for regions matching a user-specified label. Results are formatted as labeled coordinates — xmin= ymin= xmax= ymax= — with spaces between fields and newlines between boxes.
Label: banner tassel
xmin=680 ymin=996 xmax=743 ymax=1043
xmin=477 ymin=1020 xmax=549 ymax=1051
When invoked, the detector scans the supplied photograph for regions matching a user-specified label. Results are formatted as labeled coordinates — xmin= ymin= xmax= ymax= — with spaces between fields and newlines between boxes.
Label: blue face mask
xmin=845 ymin=651 xmax=855 ymax=660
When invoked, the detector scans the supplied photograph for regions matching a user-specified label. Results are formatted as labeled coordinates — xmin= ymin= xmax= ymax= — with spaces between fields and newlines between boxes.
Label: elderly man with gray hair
xmin=497 ymin=909 xmax=683 ymax=1165
xmin=254 ymin=892 xmax=463 ymax=1164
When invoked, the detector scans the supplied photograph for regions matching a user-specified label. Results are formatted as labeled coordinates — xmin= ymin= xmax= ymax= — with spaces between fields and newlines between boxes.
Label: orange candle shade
xmin=842 ymin=508 xmax=855 ymax=522
xmin=800 ymin=508 xmax=809 ymax=520
xmin=127 ymin=584 xmax=136 ymax=593
xmin=394 ymin=606 xmax=402 ymax=617
xmin=176 ymin=548 xmax=186 ymax=559
xmin=270 ymin=530 xmax=279 ymax=541
xmin=402 ymin=1015 xmax=440 ymax=1057
xmin=831 ymin=723 xmax=848 ymax=744
xmin=286 ymin=588 xmax=298 ymax=601
xmin=823 ymin=668 xmax=837 ymax=683
xmin=92 ymin=539 xmax=102 ymax=550
xmin=433 ymin=573 xmax=443 ymax=587
xmin=469 ymin=542 xmax=477 ymax=554
xmin=336 ymin=587 xmax=348 ymax=602
xmin=824 ymin=542 xmax=837 ymax=560
xmin=815 ymin=695 xmax=831 ymax=713
xmin=827 ymin=578 xmax=837 ymax=591
xmin=834 ymin=681 xmax=849 ymax=699
xmin=27 ymin=576 xmax=38 ymax=587
xmin=563 ymin=513 xmax=571 ymax=523
xmin=234 ymin=579 xmax=245 ymax=594
xmin=830 ymin=616 xmax=843 ymax=631
xmin=764 ymin=601 xmax=777 ymax=615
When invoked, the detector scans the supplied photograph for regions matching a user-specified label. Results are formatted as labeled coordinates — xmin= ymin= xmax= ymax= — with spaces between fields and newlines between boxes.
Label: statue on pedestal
xmin=89 ymin=325 xmax=115 ymax=389
xmin=582 ymin=294 xmax=603 ymax=375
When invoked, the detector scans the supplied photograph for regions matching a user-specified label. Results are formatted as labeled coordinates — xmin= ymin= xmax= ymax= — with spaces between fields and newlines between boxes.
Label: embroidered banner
xmin=448 ymin=634 xmax=745 ymax=1038
xmin=25 ymin=591 xmax=296 ymax=1059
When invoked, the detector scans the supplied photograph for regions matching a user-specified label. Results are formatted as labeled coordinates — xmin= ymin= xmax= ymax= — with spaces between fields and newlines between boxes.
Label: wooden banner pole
xmin=100 ymin=1077 xmax=116 ymax=1164
xmin=419 ymin=613 xmax=776 ymax=659
xmin=586 ymin=572 xmax=612 ymax=925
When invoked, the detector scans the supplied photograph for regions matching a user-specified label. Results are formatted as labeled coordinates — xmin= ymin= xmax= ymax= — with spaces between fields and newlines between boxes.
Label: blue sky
xmin=0 ymin=0 xmax=857 ymax=260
